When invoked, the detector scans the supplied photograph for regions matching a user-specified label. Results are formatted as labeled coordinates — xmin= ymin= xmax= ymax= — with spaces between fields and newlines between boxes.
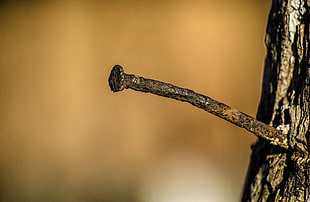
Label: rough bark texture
xmin=242 ymin=0 xmax=309 ymax=201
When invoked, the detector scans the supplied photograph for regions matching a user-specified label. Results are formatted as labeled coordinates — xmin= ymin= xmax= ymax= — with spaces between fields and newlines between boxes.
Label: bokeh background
xmin=0 ymin=0 xmax=271 ymax=201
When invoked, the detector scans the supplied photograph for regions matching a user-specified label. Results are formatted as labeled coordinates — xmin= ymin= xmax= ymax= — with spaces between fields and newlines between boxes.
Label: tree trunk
xmin=241 ymin=0 xmax=309 ymax=201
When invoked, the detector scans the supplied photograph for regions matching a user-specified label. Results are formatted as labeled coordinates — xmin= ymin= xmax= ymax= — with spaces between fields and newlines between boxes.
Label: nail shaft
xmin=108 ymin=65 xmax=288 ymax=149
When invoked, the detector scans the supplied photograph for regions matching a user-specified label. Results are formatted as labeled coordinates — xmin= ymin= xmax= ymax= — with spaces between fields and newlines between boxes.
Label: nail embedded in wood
xmin=108 ymin=65 xmax=288 ymax=149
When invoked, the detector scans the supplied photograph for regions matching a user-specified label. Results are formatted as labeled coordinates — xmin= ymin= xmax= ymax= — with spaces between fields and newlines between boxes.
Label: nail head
xmin=109 ymin=65 xmax=125 ymax=92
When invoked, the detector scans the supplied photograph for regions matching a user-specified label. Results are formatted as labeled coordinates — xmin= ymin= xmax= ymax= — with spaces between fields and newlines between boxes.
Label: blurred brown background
xmin=0 ymin=0 xmax=270 ymax=201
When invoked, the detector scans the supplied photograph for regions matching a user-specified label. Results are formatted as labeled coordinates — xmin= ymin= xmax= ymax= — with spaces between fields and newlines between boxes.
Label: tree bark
xmin=241 ymin=0 xmax=309 ymax=201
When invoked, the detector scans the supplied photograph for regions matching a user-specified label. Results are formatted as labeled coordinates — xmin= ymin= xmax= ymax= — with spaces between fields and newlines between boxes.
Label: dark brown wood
xmin=109 ymin=65 xmax=288 ymax=149
xmin=242 ymin=0 xmax=309 ymax=201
